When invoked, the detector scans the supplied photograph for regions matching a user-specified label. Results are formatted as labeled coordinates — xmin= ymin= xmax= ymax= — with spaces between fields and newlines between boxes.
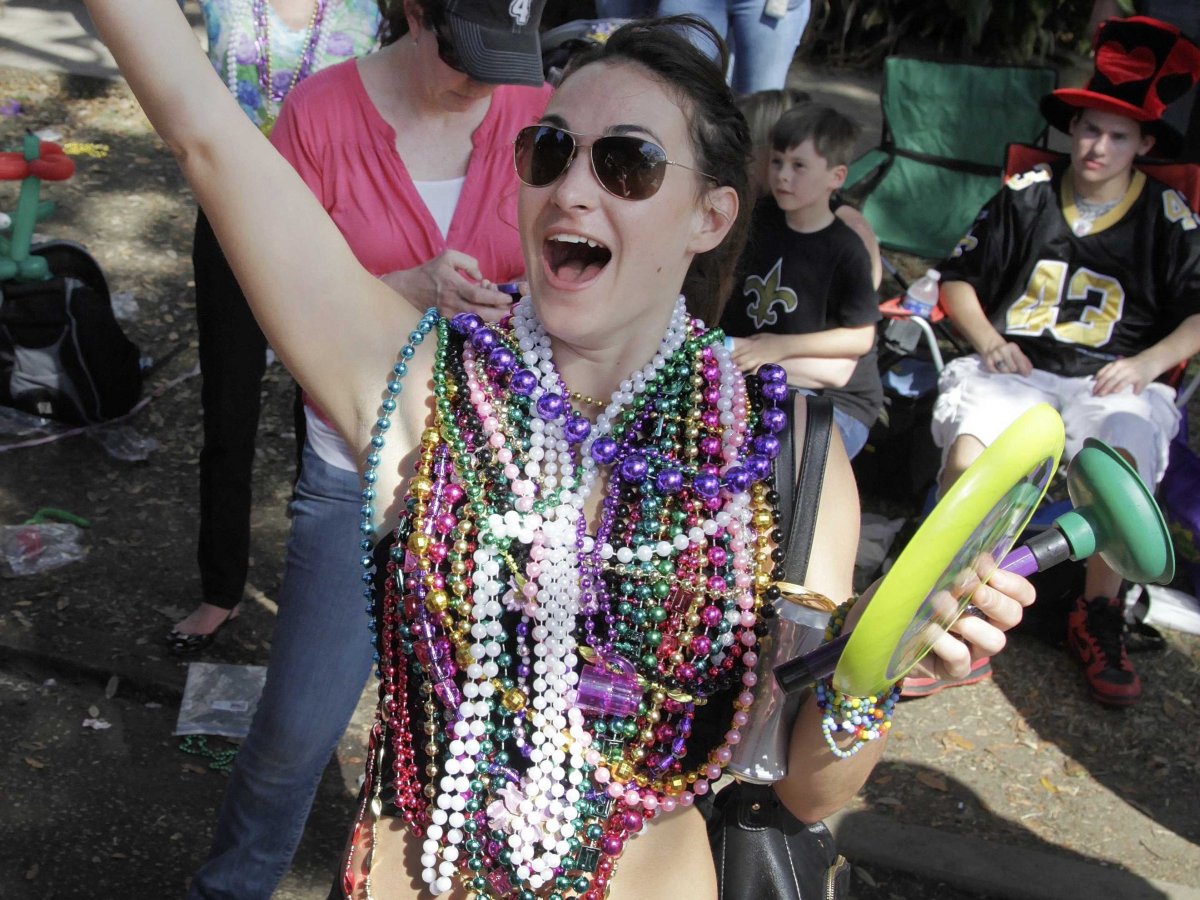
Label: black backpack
xmin=0 ymin=239 xmax=143 ymax=425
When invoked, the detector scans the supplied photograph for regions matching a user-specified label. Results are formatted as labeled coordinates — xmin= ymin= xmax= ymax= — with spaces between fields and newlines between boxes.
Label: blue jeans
xmin=834 ymin=405 xmax=869 ymax=460
xmin=796 ymin=388 xmax=869 ymax=460
xmin=188 ymin=442 xmax=373 ymax=900
xmin=656 ymin=0 xmax=812 ymax=94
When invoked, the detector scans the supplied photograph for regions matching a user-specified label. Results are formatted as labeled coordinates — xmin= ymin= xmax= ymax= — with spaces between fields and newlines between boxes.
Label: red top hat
xmin=1041 ymin=16 xmax=1200 ymax=159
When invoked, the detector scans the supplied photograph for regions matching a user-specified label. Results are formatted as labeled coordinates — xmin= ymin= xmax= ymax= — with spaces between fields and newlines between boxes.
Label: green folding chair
xmin=845 ymin=57 xmax=1058 ymax=261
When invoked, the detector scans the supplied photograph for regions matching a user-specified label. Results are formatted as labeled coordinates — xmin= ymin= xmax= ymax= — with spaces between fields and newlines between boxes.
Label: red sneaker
xmin=900 ymin=656 xmax=992 ymax=699
xmin=1066 ymin=595 xmax=1141 ymax=707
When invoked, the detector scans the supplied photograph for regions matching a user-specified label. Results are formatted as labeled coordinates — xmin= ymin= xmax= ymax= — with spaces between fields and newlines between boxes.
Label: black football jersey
xmin=940 ymin=161 xmax=1200 ymax=377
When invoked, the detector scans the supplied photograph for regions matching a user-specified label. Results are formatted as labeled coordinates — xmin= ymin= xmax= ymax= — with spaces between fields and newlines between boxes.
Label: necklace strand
xmin=359 ymin=301 xmax=790 ymax=897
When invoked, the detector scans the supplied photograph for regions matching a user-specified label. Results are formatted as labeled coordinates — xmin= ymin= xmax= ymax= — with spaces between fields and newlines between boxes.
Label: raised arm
xmin=83 ymin=0 xmax=419 ymax=447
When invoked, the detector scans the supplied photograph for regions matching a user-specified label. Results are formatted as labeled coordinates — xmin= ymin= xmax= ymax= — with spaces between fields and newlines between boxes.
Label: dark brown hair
xmin=561 ymin=16 xmax=752 ymax=326
xmin=376 ymin=0 xmax=440 ymax=47
xmin=770 ymin=103 xmax=859 ymax=170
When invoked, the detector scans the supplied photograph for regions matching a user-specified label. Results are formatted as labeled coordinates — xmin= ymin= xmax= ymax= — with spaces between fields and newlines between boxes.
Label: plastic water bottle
xmin=901 ymin=268 xmax=941 ymax=318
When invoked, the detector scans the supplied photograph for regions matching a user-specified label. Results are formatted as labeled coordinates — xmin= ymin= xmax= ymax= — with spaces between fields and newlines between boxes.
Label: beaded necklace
xmin=223 ymin=0 xmax=329 ymax=134
xmin=359 ymin=298 xmax=793 ymax=898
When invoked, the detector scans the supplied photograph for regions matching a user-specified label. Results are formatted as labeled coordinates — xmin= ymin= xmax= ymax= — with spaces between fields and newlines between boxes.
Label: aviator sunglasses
xmin=513 ymin=125 xmax=717 ymax=201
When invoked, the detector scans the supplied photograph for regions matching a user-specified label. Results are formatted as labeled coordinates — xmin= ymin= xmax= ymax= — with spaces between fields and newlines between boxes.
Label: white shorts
xmin=931 ymin=355 xmax=1181 ymax=487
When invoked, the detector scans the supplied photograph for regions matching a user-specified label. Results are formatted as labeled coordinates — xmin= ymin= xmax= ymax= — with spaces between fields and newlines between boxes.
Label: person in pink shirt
xmin=185 ymin=2 xmax=550 ymax=896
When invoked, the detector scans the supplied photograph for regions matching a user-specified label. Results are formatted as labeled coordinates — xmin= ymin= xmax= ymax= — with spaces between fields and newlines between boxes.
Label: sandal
xmin=166 ymin=608 xmax=238 ymax=656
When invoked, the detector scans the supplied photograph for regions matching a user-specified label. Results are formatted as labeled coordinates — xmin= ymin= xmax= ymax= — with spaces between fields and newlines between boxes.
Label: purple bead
xmin=745 ymin=454 xmax=771 ymax=479
xmin=693 ymin=472 xmax=721 ymax=498
xmin=761 ymin=407 xmax=788 ymax=434
xmin=450 ymin=312 xmax=482 ymax=334
xmin=752 ymin=434 xmax=782 ymax=459
xmin=591 ymin=436 xmax=619 ymax=465
xmin=509 ymin=369 xmax=538 ymax=396
xmin=564 ymin=414 xmax=592 ymax=444
xmin=486 ymin=346 xmax=516 ymax=372
xmin=619 ymin=453 xmax=649 ymax=483
xmin=433 ymin=679 xmax=463 ymax=708
xmin=470 ymin=328 xmax=498 ymax=353
xmin=761 ymin=381 xmax=790 ymax=403
xmin=655 ymin=468 xmax=684 ymax=494
xmin=723 ymin=466 xmax=752 ymax=494
xmin=536 ymin=392 xmax=566 ymax=420
xmin=758 ymin=363 xmax=788 ymax=384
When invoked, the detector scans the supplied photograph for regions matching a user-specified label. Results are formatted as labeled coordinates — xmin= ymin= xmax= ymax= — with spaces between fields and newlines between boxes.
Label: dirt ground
xmin=0 ymin=66 xmax=1197 ymax=899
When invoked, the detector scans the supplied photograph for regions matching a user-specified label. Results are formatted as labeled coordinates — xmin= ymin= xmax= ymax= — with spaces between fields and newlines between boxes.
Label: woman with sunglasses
xmin=85 ymin=4 xmax=1033 ymax=896
xmin=185 ymin=2 xmax=551 ymax=898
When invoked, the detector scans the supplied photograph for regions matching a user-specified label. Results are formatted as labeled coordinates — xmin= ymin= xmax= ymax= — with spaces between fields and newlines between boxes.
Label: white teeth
xmin=548 ymin=234 xmax=603 ymax=249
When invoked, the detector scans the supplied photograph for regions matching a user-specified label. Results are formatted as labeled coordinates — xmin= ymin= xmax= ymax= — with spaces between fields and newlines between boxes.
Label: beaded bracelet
xmin=815 ymin=596 xmax=900 ymax=759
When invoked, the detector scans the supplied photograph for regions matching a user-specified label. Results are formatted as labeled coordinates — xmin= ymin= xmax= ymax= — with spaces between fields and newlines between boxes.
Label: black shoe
xmin=166 ymin=609 xmax=237 ymax=656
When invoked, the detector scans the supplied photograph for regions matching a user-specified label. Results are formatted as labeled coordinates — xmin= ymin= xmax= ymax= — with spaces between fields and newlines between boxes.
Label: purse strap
xmin=774 ymin=392 xmax=835 ymax=584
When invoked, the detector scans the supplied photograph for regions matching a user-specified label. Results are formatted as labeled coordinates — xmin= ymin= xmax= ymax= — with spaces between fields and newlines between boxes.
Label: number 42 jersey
xmin=940 ymin=160 xmax=1200 ymax=377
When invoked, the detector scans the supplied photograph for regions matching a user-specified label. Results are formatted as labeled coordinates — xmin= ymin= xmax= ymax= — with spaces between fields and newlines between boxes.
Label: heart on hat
xmin=1097 ymin=42 xmax=1157 ymax=84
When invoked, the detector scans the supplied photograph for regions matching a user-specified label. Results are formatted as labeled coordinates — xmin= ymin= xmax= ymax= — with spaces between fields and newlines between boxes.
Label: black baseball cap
xmin=443 ymin=0 xmax=548 ymax=87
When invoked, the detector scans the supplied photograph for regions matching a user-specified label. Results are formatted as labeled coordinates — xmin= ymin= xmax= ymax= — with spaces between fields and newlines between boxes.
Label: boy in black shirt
xmin=720 ymin=103 xmax=881 ymax=458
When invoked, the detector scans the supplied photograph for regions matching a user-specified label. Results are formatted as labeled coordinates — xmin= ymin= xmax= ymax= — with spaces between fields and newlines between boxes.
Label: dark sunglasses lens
xmin=592 ymin=136 xmax=667 ymax=199
xmin=516 ymin=126 xmax=576 ymax=187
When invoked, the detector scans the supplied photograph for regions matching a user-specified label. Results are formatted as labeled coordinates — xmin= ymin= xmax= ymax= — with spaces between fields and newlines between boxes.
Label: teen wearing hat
xmin=185 ymin=3 xmax=550 ymax=897
xmin=928 ymin=15 xmax=1200 ymax=707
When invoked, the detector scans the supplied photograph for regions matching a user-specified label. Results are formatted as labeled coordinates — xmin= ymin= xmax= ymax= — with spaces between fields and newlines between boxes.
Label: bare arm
xmin=940 ymin=279 xmax=1033 ymax=375
xmin=834 ymin=205 xmax=882 ymax=290
xmin=83 ymin=0 xmax=417 ymax=450
xmin=729 ymin=325 xmax=875 ymax=380
xmin=779 ymin=356 xmax=857 ymax=389
xmin=1092 ymin=313 xmax=1200 ymax=396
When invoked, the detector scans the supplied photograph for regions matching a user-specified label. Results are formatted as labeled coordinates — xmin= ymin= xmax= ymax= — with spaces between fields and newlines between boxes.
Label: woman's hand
xmin=905 ymin=566 xmax=1035 ymax=682
xmin=381 ymin=249 xmax=515 ymax=322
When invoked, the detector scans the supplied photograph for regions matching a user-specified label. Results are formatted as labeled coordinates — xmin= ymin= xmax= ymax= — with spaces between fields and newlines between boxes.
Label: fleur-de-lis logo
xmin=509 ymin=0 xmax=531 ymax=26
xmin=744 ymin=257 xmax=798 ymax=329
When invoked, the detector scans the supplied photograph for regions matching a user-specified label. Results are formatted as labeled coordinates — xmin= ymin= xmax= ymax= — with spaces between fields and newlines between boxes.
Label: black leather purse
xmin=702 ymin=392 xmax=851 ymax=900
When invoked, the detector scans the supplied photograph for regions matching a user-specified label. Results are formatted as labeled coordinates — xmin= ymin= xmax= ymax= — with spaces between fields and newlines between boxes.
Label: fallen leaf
xmin=1039 ymin=776 xmax=1059 ymax=794
xmin=181 ymin=763 xmax=208 ymax=776
xmin=87 ymin=704 xmax=99 ymax=717
xmin=854 ymin=867 xmax=878 ymax=888
xmin=916 ymin=772 xmax=949 ymax=792
xmin=24 ymin=757 xmax=45 ymax=769
xmin=1063 ymin=759 xmax=1087 ymax=778
xmin=939 ymin=730 xmax=976 ymax=752
xmin=25 ymin=863 xmax=38 ymax=881
xmin=105 ymin=675 xmax=119 ymax=699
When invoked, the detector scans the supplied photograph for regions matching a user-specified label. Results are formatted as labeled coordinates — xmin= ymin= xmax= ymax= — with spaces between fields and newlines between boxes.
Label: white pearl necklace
xmin=420 ymin=296 xmax=691 ymax=895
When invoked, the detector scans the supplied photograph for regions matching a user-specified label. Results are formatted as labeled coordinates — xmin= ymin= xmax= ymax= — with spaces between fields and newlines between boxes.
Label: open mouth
xmin=544 ymin=233 xmax=612 ymax=284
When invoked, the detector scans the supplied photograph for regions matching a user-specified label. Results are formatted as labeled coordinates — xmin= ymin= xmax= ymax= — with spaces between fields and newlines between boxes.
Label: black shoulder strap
xmin=773 ymin=391 xmax=835 ymax=585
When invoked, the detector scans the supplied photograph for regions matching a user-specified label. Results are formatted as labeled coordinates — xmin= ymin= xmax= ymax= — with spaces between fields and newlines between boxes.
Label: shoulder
xmin=1141 ymin=173 xmax=1200 ymax=237
xmin=1003 ymin=162 xmax=1054 ymax=193
xmin=287 ymin=59 xmax=359 ymax=109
